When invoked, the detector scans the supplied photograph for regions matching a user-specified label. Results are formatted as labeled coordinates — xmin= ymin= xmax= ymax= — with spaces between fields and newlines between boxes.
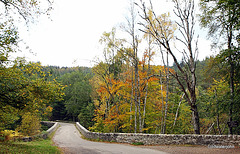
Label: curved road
xmin=53 ymin=123 xmax=167 ymax=154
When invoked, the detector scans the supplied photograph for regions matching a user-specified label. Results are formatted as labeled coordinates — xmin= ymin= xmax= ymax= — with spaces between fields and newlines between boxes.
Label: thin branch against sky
xmin=9 ymin=0 xmax=211 ymax=67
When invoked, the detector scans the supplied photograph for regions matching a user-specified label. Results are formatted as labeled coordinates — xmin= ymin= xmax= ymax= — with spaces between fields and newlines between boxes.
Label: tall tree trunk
xmin=190 ymin=61 xmax=200 ymax=134
xmin=173 ymin=93 xmax=185 ymax=128
xmin=229 ymin=60 xmax=234 ymax=135
xmin=162 ymin=52 xmax=169 ymax=134
xmin=215 ymin=88 xmax=222 ymax=135
xmin=130 ymin=66 xmax=134 ymax=132
xmin=134 ymin=62 xmax=138 ymax=133
xmin=137 ymin=59 xmax=142 ymax=132
xmin=160 ymin=70 xmax=164 ymax=133
xmin=192 ymin=104 xmax=200 ymax=134
xmin=134 ymin=99 xmax=137 ymax=133
xmin=138 ymin=98 xmax=142 ymax=132
xmin=142 ymin=82 xmax=148 ymax=132
xmin=205 ymin=123 xmax=215 ymax=134
xmin=228 ymin=26 xmax=234 ymax=135
xmin=141 ymin=34 xmax=152 ymax=132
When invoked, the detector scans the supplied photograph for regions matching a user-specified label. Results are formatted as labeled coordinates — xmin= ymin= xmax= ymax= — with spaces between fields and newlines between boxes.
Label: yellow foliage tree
xmin=17 ymin=112 xmax=41 ymax=136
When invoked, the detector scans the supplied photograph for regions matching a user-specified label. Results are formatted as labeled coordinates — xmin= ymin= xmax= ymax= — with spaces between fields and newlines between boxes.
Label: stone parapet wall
xmin=41 ymin=121 xmax=59 ymax=139
xmin=22 ymin=121 xmax=59 ymax=141
xmin=76 ymin=122 xmax=240 ymax=146
xmin=41 ymin=121 xmax=55 ymax=128
xmin=46 ymin=122 xmax=59 ymax=137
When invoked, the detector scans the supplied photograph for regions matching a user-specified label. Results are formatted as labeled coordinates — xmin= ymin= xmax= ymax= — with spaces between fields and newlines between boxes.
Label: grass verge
xmin=131 ymin=142 xmax=144 ymax=146
xmin=0 ymin=138 xmax=61 ymax=154
xmin=0 ymin=124 xmax=61 ymax=154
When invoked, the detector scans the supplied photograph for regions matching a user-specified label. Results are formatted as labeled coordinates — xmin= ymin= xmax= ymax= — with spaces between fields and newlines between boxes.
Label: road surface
xmin=53 ymin=123 xmax=167 ymax=154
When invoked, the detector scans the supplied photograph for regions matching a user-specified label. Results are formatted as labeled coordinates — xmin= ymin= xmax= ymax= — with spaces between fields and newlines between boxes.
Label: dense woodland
xmin=0 ymin=0 xmax=239 ymax=139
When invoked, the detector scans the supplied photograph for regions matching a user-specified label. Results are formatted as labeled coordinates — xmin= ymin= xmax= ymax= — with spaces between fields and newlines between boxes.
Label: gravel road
xmin=53 ymin=123 xmax=167 ymax=154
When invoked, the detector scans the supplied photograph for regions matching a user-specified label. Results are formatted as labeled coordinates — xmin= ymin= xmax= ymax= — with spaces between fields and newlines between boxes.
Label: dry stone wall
xmin=22 ymin=121 xmax=59 ymax=141
xmin=39 ymin=121 xmax=59 ymax=139
xmin=45 ymin=122 xmax=59 ymax=137
xmin=76 ymin=122 xmax=240 ymax=146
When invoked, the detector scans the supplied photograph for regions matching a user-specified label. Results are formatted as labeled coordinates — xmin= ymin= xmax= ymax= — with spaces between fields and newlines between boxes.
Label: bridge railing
xmin=76 ymin=122 xmax=240 ymax=146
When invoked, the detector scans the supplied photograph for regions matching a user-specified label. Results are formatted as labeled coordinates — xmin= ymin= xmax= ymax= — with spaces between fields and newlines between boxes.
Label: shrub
xmin=0 ymin=130 xmax=22 ymax=141
xmin=17 ymin=112 xmax=41 ymax=136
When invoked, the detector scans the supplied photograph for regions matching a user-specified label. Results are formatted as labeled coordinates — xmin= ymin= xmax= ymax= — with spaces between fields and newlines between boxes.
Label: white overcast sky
xmin=15 ymin=0 xmax=213 ymax=67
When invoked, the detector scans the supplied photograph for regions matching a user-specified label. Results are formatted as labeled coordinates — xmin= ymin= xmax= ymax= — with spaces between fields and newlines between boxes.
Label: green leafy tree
xmin=78 ymin=103 xmax=95 ymax=129
xmin=0 ymin=21 xmax=19 ymax=66
xmin=199 ymin=0 xmax=240 ymax=134
xmin=0 ymin=0 xmax=63 ymax=135
xmin=43 ymin=66 xmax=92 ymax=121
xmin=0 ymin=105 xmax=19 ymax=131
xmin=0 ymin=61 xmax=65 ymax=131
xmin=51 ymin=101 xmax=68 ymax=121
xmin=61 ymin=70 xmax=94 ymax=124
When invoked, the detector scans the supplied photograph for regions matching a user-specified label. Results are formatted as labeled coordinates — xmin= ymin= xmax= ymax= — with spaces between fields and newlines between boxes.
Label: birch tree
xmin=137 ymin=0 xmax=201 ymax=134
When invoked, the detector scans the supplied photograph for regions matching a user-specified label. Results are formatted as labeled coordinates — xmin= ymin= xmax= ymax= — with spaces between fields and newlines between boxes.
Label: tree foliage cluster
xmin=0 ymin=0 xmax=95 ymax=138
xmin=199 ymin=0 xmax=240 ymax=134
xmin=0 ymin=60 xmax=65 ymax=135
xmin=58 ymin=67 xmax=95 ymax=128
xmin=88 ymin=0 xmax=239 ymax=135
xmin=28 ymin=66 xmax=94 ymax=129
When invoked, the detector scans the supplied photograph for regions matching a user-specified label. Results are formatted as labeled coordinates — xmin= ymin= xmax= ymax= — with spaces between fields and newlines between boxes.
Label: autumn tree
xmin=17 ymin=112 xmax=41 ymax=136
xmin=125 ymin=1 xmax=142 ymax=133
xmin=137 ymin=0 xmax=201 ymax=134
xmin=90 ymin=28 xmax=130 ymax=132
xmin=141 ymin=22 xmax=156 ymax=133
xmin=91 ymin=26 xmax=174 ymax=134
xmin=120 ymin=0 xmax=158 ymax=133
